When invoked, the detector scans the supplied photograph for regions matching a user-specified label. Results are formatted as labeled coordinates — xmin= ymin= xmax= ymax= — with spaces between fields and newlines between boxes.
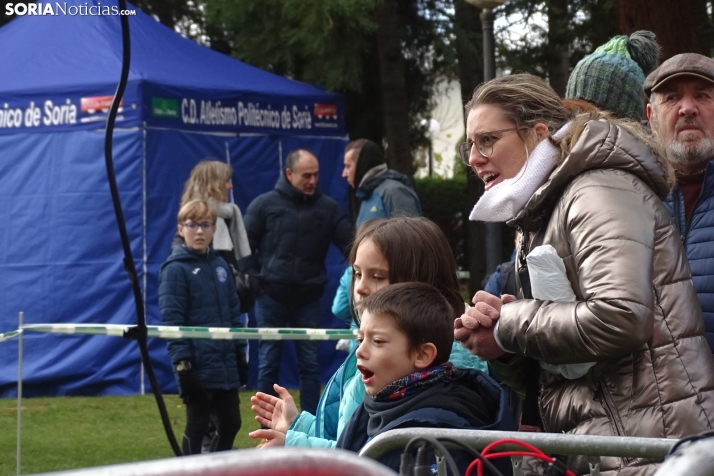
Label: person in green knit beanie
xmin=565 ymin=31 xmax=661 ymax=120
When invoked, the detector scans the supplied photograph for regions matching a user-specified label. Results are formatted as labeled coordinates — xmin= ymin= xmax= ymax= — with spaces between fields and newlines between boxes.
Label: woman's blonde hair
xmin=180 ymin=160 xmax=233 ymax=205
xmin=466 ymin=74 xmax=572 ymax=142
xmin=560 ymin=110 xmax=675 ymax=187
xmin=466 ymin=74 xmax=675 ymax=188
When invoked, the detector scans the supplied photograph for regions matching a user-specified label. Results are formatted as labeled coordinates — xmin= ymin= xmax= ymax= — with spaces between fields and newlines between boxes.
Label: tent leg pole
xmin=17 ymin=311 xmax=23 ymax=476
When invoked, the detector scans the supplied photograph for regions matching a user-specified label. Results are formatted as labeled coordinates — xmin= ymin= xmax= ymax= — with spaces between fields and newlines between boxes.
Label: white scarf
xmin=469 ymin=123 xmax=571 ymax=222
xmin=211 ymin=200 xmax=251 ymax=260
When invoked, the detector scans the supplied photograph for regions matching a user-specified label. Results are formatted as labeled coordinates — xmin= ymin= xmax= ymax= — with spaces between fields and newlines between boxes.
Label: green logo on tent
xmin=152 ymin=98 xmax=179 ymax=118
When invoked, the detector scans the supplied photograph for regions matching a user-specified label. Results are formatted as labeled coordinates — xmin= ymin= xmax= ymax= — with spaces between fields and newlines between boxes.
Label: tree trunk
xmin=617 ymin=0 xmax=702 ymax=59
xmin=454 ymin=0 xmax=483 ymax=104
xmin=375 ymin=0 xmax=414 ymax=178
xmin=691 ymin=0 xmax=714 ymax=57
xmin=547 ymin=0 xmax=571 ymax=96
xmin=453 ymin=0 xmax=488 ymax=293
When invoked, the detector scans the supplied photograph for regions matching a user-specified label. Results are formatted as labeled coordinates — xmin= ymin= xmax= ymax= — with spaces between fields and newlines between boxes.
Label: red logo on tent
xmin=81 ymin=96 xmax=123 ymax=114
xmin=314 ymin=104 xmax=337 ymax=120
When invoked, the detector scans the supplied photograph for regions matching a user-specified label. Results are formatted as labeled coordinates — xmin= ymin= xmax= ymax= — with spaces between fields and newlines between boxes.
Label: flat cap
xmin=644 ymin=53 xmax=714 ymax=96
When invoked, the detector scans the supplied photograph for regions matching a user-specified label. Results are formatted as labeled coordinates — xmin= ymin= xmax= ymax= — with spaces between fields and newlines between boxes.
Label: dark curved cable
xmin=104 ymin=0 xmax=181 ymax=456
xmin=437 ymin=437 xmax=504 ymax=476
xmin=404 ymin=436 xmax=461 ymax=476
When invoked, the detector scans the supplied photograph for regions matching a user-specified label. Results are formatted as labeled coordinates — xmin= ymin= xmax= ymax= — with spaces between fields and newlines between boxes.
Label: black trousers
xmin=182 ymin=388 xmax=241 ymax=455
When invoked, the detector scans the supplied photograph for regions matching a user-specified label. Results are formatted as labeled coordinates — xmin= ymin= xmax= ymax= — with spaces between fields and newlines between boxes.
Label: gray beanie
xmin=565 ymin=31 xmax=661 ymax=120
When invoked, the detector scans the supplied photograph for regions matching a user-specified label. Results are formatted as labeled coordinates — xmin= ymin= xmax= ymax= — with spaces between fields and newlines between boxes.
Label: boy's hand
xmin=237 ymin=351 xmax=249 ymax=387
xmin=249 ymin=428 xmax=286 ymax=448
xmin=178 ymin=368 xmax=203 ymax=404
xmin=250 ymin=384 xmax=299 ymax=434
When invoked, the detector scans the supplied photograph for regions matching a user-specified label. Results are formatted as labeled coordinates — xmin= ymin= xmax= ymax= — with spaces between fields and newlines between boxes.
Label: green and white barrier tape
xmin=0 ymin=329 xmax=21 ymax=343
xmin=21 ymin=324 xmax=357 ymax=341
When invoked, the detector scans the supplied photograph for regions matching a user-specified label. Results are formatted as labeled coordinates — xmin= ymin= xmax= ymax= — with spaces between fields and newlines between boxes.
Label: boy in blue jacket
xmin=337 ymin=282 xmax=513 ymax=473
xmin=159 ymin=199 xmax=247 ymax=455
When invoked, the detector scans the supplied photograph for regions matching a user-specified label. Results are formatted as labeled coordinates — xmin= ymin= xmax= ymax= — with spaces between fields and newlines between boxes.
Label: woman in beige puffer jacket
xmin=455 ymin=74 xmax=714 ymax=476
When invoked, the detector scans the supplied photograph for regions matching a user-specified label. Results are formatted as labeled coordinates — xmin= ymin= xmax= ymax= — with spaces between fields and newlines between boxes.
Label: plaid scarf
xmin=371 ymin=362 xmax=457 ymax=403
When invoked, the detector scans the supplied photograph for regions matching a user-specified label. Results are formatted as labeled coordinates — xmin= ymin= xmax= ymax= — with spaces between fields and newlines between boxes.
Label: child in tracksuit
xmin=337 ymin=282 xmax=513 ymax=474
xmin=159 ymin=199 xmax=247 ymax=455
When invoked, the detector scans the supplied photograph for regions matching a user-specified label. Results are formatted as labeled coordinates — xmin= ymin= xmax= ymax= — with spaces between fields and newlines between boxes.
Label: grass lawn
xmin=0 ymin=390 xmax=299 ymax=475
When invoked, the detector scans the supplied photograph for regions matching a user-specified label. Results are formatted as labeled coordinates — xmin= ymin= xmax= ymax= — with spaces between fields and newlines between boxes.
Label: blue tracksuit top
xmin=663 ymin=159 xmax=714 ymax=355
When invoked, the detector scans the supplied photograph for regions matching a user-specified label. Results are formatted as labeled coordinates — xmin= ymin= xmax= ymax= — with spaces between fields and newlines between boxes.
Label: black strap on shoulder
xmin=515 ymin=227 xmax=546 ymax=430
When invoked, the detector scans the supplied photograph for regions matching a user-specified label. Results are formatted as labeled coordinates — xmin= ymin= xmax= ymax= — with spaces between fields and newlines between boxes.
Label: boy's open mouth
xmin=357 ymin=364 xmax=374 ymax=384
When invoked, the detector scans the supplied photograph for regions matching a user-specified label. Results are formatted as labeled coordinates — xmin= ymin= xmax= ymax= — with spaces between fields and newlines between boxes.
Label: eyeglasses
xmin=458 ymin=127 xmax=522 ymax=164
xmin=181 ymin=221 xmax=214 ymax=232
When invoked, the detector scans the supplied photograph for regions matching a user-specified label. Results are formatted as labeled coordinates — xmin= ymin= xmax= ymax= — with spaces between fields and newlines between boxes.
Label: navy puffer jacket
xmin=159 ymin=245 xmax=245 ymax=390
xmin=244 ymin=173 xmax=352 ymax=305
xmin=663 ymin=159 xmax=714 ymax=355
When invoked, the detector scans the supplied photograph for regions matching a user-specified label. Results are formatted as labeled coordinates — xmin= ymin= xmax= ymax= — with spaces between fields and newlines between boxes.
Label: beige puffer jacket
xmin=490 ymin=120 xmax=714 ymax=475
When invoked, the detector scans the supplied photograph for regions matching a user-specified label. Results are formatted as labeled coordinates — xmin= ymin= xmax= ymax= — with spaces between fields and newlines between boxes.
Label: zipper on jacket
xmin=598 ymin=378 xmax=631 ymax=467
xmin=597 ymin=377 xmax=627 ymax=436
xmin=680 ymin=166 xmax=710 ymax=246
xmin=294 ymin=207 xmax=302 ymax=280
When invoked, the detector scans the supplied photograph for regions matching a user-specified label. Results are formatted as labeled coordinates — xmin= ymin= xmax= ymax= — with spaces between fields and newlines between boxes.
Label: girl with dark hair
xmin=248 ymin=217 xmax=487 ymax=449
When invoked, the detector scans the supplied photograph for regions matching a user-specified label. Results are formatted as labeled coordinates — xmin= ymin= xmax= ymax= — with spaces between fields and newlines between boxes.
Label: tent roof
xmin=0 ymin=0 xmax=328 ymax=98
xmin=0 ymin=0 xmax=344 ymax=135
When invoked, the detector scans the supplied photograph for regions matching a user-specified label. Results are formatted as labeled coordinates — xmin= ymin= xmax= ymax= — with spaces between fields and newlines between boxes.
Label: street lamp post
xmin=466 ymin=0 xmax=507 ymax=280
xmin=420 ymin=118 xmax=441 ymax=177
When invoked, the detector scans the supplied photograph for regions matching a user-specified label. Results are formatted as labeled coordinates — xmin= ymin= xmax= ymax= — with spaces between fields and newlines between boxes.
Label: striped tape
xmin=21 ymin=324 xmax=358 ymax=341
xmin=0 ymin=329 xmax=21 ymax=343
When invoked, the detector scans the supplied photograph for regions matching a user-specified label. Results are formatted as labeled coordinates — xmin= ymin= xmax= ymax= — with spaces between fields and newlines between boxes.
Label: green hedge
xmin=414 ymin=175 xmax=467 ymax=270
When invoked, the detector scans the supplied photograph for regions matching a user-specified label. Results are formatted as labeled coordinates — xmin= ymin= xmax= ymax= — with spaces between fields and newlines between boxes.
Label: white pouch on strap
xmin=527 ymin=245 xmax=595 ymax=379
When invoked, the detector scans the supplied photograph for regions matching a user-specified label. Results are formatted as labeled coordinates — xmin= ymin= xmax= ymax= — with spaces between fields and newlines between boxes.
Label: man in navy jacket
xmin=647 ymin=53 xmax=714 ymax=355
xmin=243 ymin=149 xmax=352 ymax=415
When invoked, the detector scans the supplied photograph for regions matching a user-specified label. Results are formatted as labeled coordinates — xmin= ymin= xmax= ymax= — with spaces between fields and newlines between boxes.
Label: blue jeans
xmin=255 ymin=293 xmax=321 ymax=415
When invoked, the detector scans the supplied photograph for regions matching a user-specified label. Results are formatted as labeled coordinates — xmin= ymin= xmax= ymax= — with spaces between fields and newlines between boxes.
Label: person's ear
xmin=533 ymin=123 xmax=550 ymax=141
xmin=177 ymin=224 xmax=184 ymax=238
xmin=285 ymin=168 xmax=294 ymax=184
xmin=646 ymin=103 xmax=653 ymax=122
xmin=413 ymin=343 xmax=438 ymax=370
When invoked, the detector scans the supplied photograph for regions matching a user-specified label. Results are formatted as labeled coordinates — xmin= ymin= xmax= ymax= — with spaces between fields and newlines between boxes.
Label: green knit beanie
xmin=565 ymin=31 xmax=661 ymax=120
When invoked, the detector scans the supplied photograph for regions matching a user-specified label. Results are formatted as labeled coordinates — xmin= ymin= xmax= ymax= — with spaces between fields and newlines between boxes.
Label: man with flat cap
xmin=646 ymin=53 xmax=714 ymax=356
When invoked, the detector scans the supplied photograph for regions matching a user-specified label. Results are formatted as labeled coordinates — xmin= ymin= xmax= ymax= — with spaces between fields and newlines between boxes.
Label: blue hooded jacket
xmin=336 ymin=368 xmax=515 ymax=474
xmin=284 ymin=343 xmax=488 ymax=448
xmin=159 ymin=245 xmax=246 ymax=390
xmin=663 ymin=159 xmax=714 ymax=355
xmin=355 ymin=167 xmax=422 ymax=228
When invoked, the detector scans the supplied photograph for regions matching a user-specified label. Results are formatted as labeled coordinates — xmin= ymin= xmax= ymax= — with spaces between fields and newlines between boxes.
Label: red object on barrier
xmin=465 ymin=438 xmax=578 ymax=476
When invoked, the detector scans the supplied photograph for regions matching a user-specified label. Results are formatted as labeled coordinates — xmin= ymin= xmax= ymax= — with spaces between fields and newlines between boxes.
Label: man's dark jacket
xmin=243 ymin=173 xmax=352 ymax=305
xmin=664 ymin=159 xmax=714 ymax=355
xmin=159 ymin=245 xmax=245 ymax=391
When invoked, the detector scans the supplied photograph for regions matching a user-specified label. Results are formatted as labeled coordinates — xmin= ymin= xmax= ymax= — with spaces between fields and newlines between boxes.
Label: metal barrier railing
xmin=30 ymin=447 xmax=398 ymax=476
xmin=359 ymin=428 xmax=678 ymax=476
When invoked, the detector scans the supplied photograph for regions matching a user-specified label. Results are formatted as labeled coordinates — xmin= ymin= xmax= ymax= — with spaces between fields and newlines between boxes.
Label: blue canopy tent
xmin=0 ymin=0 xmax=351 ymax=397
